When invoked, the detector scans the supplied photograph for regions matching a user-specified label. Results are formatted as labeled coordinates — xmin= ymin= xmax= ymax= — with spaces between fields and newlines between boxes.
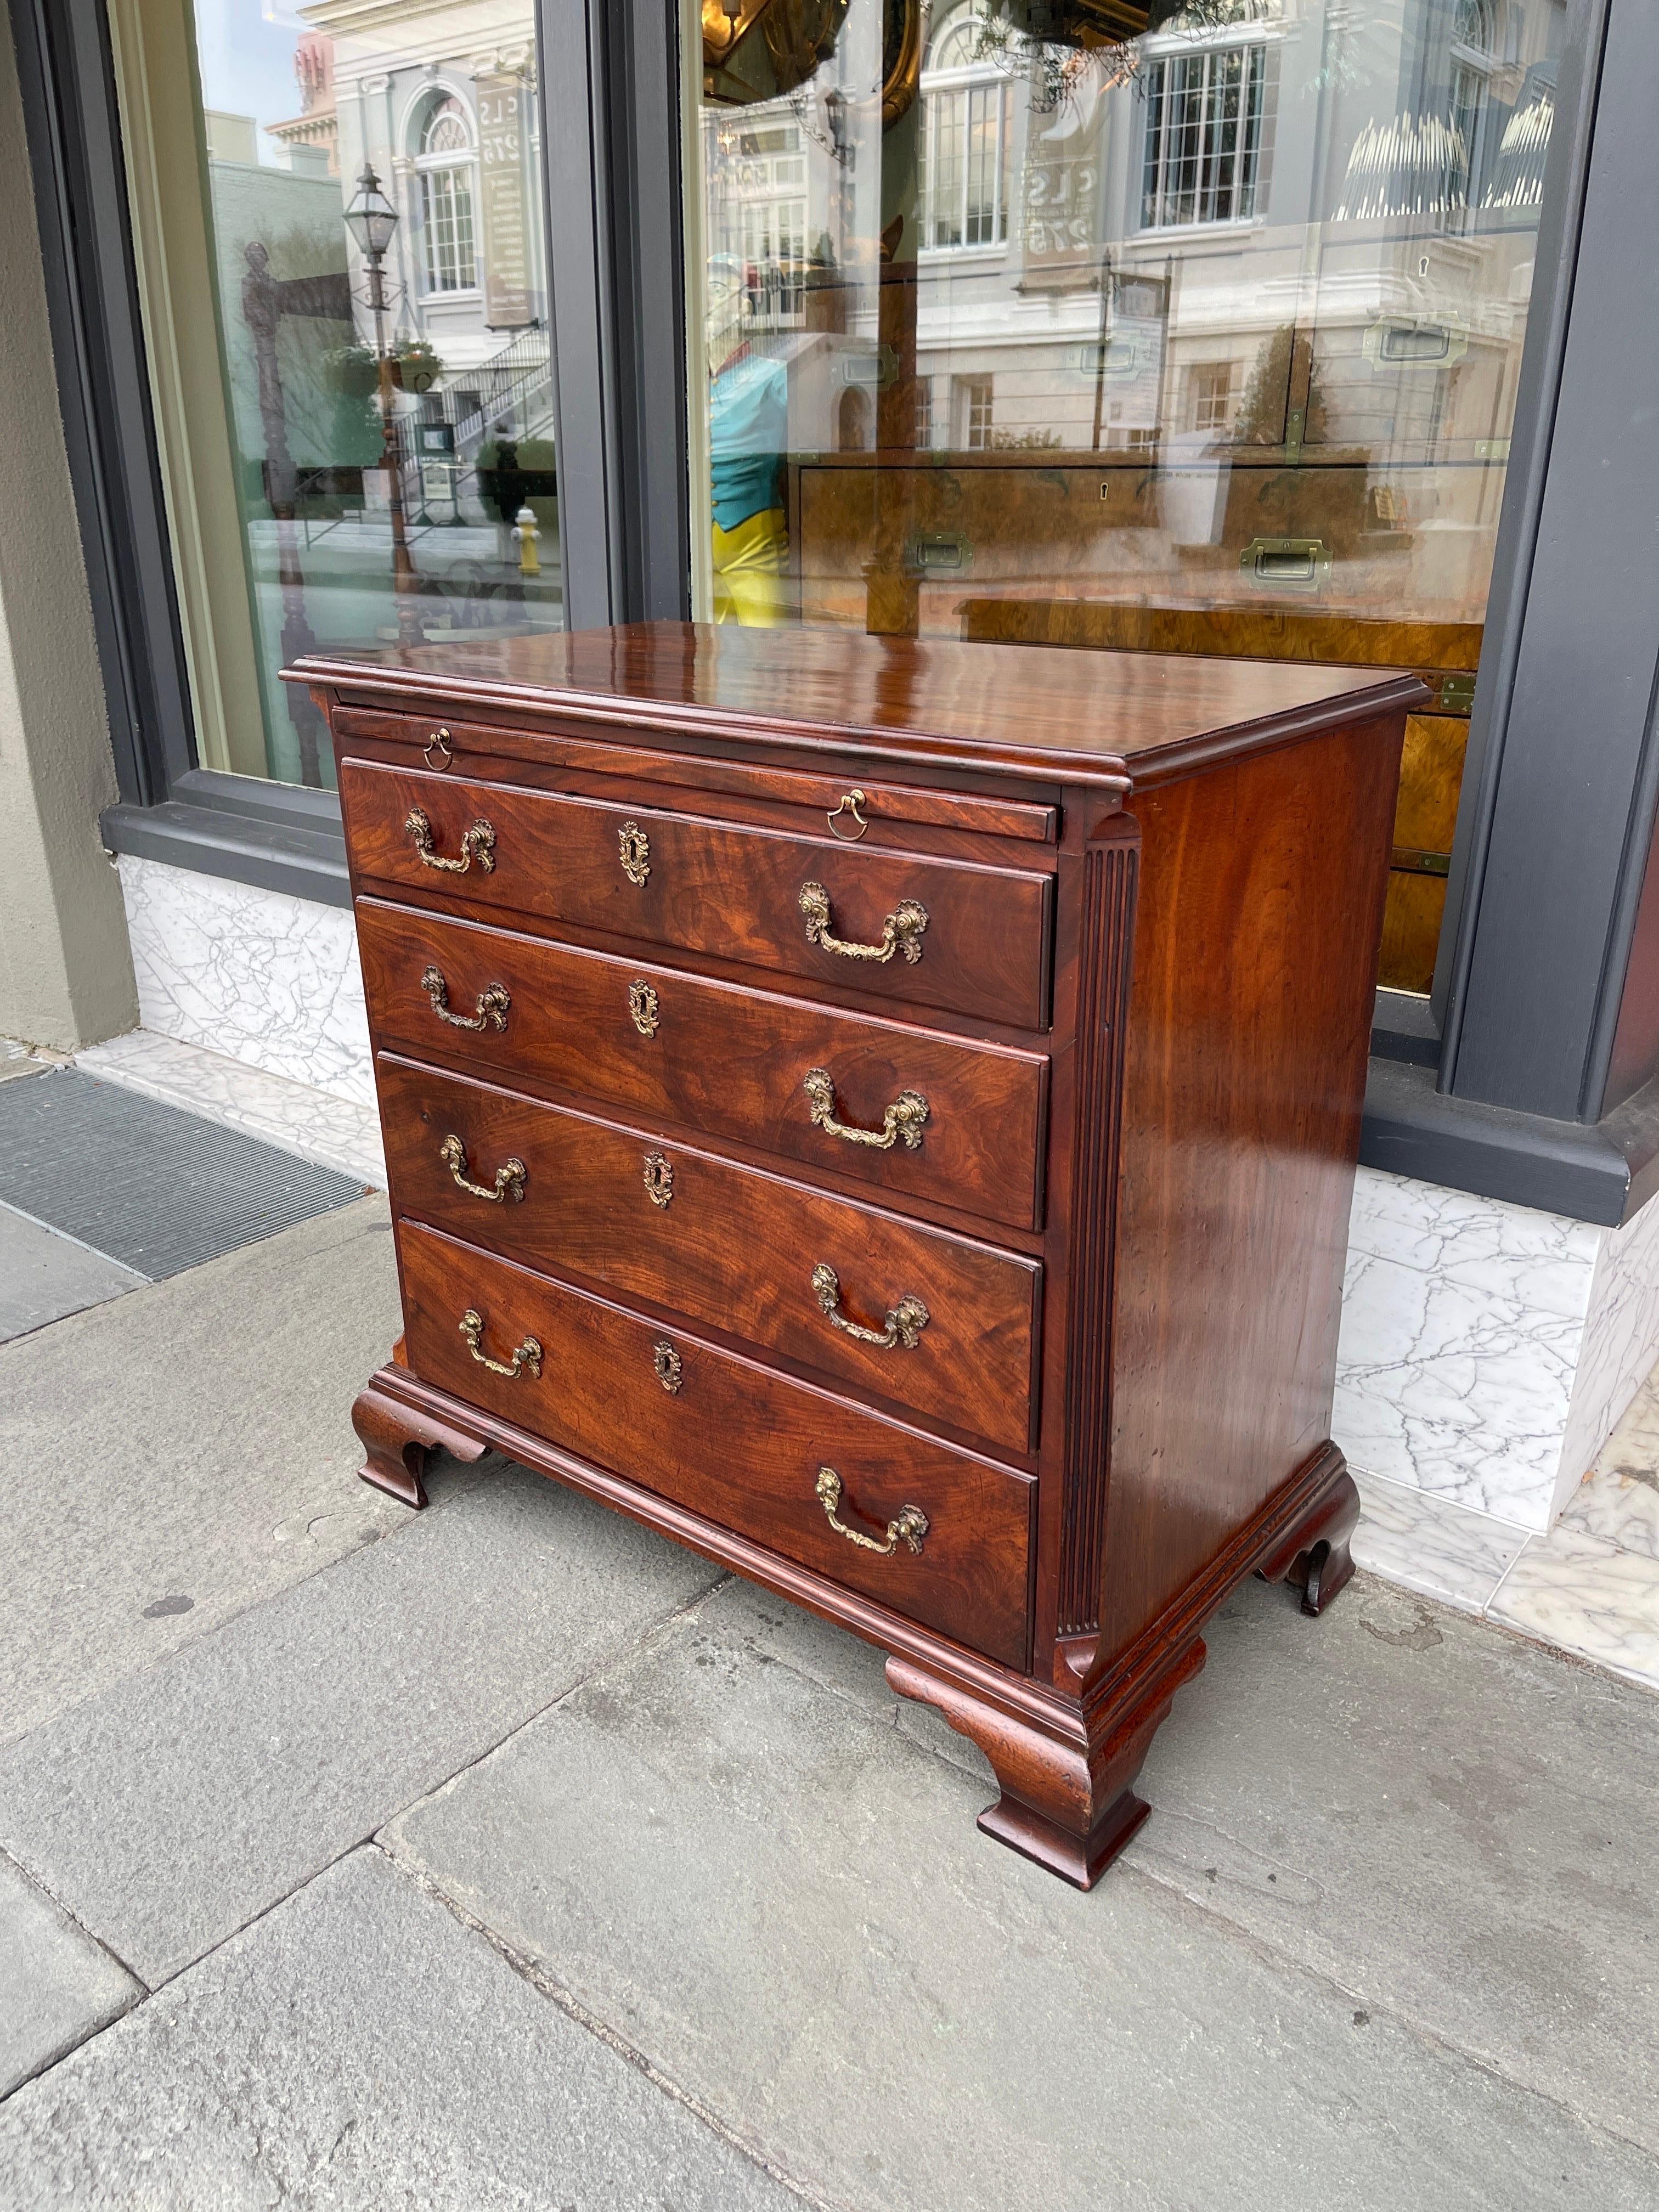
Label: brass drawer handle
xmin=405 ymin=805 xmax=496 ymax=874
xmin=619 ymin=820 xmax=651 ymax=885
xmin=815 ymin=1466 xmax=928 ymax=1556
xmin=439 ymin=1134 xmax=526 ymax=1204
xmin=799 ymin=882 xmax=928 ymax=965
xmin=826 ymin=789 xmax=869 ymax=842
xmin=423 ymin=726 xmax=454 ymax=770
xmin=811 ymin=1263 xmax=929 ymax=1350
xmin=803 ymin=1068 xmax=929 ymax=1152
xmin=421 ymin=966 xmax=510 ymax=1032
xmin=459 ymin=1307 xmax=542 ymax=1379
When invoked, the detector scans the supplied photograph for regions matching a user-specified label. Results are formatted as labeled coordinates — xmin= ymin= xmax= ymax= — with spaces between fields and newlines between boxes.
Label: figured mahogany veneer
xmin=355 ymin=898 xmax=1049 ymax=1231
xmin=376 ymin=1055 xmax=1041 ymax=1454
xmin=291 ymin=622 xmax=1424 ymax=1890
xmin=340 ymin=759 xmax=1053 ymax=1029
xmin=398 ymin=1220 xmax=1034 ymax=1668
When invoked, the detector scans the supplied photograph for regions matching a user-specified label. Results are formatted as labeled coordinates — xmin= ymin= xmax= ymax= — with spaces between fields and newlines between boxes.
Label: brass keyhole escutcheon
xmin=628 ymin=979 xmax=660 ymax=1037
xmin=652 ymin=1339 xmax=684 ymax=1393
xmin=619 ymin=820 xmax=651 ymax=886
xmin=642 ymin=1151 xmax=674 ymax=1207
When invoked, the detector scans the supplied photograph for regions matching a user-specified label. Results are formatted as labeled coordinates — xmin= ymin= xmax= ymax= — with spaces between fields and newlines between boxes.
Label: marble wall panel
xmin=1334 ymin=1168 xmax=1603 ymax=1529
xmin=1553 ymin=1188 xmax=1659 ymax=1520
xmin=119 ymin=857 xmax=374 ymax=1108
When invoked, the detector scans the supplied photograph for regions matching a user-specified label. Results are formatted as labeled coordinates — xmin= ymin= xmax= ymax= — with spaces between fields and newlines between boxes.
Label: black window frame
xmin=15 ymin=0 xmax=1659 ymax=1227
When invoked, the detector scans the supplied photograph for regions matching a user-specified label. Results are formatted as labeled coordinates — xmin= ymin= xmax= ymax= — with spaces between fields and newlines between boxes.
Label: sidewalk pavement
xmin=3 ymin=1195 xmax=1659 ymax=2206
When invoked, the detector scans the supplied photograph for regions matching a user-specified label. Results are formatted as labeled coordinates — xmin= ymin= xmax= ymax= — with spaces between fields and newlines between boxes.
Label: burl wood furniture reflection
xmin=290 ymin=623 xmax=1424 ymax=1888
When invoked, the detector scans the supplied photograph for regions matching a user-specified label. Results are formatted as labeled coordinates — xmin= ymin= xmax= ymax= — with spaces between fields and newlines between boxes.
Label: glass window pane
xmin=684 ymin=0 xmax=1567 ymax=995
xmin=114 ymin=0 xmax=560 ymax=789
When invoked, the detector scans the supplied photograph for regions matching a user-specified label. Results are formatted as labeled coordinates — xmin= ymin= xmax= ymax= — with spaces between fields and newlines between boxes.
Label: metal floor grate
xmin=0 ymin=1068 xmax=366 ymax=1279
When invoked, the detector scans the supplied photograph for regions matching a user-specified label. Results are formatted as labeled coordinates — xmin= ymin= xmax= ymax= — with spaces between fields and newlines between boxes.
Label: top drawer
xmin=338 ymin=759 xmax=1053 ymax=1030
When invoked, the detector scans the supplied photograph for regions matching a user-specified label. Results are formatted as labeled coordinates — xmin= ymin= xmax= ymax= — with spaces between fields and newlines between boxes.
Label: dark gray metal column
xmin=537 ymin=0 xmax=690 ymax=630
xmin=1436 ymin=0 xmax=1659 ymax=1124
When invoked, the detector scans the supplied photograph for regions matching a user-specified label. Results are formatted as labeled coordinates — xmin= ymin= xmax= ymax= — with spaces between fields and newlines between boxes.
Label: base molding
xmin=351 ymin=1358 xmax=1361 ymax=1887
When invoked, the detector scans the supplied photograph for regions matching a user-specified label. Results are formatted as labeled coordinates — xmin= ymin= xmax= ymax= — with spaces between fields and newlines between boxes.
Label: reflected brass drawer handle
xmin=799 ymin=882 xmax=928 ymax=965
xmin=459 ymin=1307 xmax=541 ymax=1380
xmin=439 ymin=1134 xmax=526 ymax=1204
xmin=421 ymin=966 xmax=510 ymax=1032
xmin=811 ymin=1263 xmax=929 ymax=1350
xmin=405 ymin=805 xmax=496 ymax=874
xmin=803 ymin=1068 xmax=929 ymax=1152
xmin=815 ymin=1466 xmax=928 ymax=1556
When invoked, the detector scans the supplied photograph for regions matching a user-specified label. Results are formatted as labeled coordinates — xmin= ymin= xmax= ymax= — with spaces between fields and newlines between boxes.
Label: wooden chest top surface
xmin=292 ymin=622 xmax=1425 ymax=793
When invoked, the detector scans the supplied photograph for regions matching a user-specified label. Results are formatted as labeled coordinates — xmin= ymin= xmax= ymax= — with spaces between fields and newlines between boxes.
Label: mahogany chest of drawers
xmin=291 ymin=624 xmax=1423 ymax=1888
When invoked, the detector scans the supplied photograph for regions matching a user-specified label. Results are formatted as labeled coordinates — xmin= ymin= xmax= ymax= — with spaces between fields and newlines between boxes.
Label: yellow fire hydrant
xmin=512 ymin=503 xmax=540 ymax=577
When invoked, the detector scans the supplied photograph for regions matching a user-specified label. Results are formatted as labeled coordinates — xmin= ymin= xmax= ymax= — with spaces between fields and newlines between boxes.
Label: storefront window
xmin=684 ymin=0 xmax=1566 ymax=990
xmin=112 ymin=0 xmax=561 ymax=791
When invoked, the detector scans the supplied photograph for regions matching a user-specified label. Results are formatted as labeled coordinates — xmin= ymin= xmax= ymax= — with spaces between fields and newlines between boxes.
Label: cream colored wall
xmin=0 ymin=10 xmax=138 ymax=1053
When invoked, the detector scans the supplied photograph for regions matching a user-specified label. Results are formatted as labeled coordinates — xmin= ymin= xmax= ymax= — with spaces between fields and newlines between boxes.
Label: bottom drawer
xmin=398 ymin=1220 xmax=1033 ymax=1668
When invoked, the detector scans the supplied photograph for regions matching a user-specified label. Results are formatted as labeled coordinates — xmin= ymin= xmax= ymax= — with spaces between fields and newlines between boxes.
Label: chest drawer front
xmin=358 ymin=901 xmax=1047 ymax=1231
xmin=398 ymin=1221 xmax=1033 ymax=1668
xmin=340 ymin=760 xmax=1052 ymax=1029
xmin=378 ymin=1056 xmax=1040 ymax=1455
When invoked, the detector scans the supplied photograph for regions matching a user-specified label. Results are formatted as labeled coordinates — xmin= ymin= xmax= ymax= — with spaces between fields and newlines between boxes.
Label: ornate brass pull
xmin=811 ymin=1264 xmax=928 ymax=1350
xmin=421 ymin=966 xmax=510 ymax=1032
xmin=826 ymin=789 xmax=869 ymax=842
xmin=618 ymin=821 xmax=651 ymax=886
xmin=642 ymin=1151 xmax=674 ymax=1207
xmin=802 ymin=1068 xmax=928 ymax=1152
xmin=799 ymin=882 xmax=927 ymax=965
xmin=405 ymin=805 xmax=496 ymax=874
xmin=439 ymin=1135 xmax=526 ymax=1204
xmin=459 ymin=1308 xmax=542 ymax=1379
xmin=815 ymin=1466 xmax=928 ymax=1556
xmin=653 ymin=1339 xmax=684 ymax=1393
xmin=628 ymin=979 xmax=660 ymax=1036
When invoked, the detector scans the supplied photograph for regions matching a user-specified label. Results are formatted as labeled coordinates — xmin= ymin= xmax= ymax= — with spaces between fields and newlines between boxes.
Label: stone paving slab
xmin=0 ymin=1197 xmax=410 ymax=1747
xmin=0 ymin=1847 xmax=804 ymax=2212
xmin=0 ymin=1204 xmax=145 ymax=1343
xmin=0 ymin=1467 xmax=723 ymax=1986
xmin=1125 ymin=1573 xmax=1659 ymax=2157
xmin=0 ymin=1853 xmax=139 ymax=2100
xmin=386 ymin=1580 xmax=1659 ymax=2212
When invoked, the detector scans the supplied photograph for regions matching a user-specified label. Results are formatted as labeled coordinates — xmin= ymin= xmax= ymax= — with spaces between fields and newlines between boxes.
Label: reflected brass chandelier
xmin=701 ymin=0 xmax=1197 ymax=114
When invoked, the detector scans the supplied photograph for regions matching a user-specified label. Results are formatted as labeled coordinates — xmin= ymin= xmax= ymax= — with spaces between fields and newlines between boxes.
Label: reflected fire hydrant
xmin=512 ymin=504 xmax=540 ymax=577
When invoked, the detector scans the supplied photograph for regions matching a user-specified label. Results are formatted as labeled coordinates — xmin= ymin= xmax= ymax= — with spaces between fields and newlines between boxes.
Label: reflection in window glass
xmin=120 ymin=0 xmax=561 ymax=789
xmin=686 ymin=0 xmax=1566 ymax=991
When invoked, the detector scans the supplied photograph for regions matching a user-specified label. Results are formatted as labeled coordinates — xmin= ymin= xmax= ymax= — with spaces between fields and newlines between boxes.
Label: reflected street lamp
xmin=345 ymin=162 xmax=422 ymax=647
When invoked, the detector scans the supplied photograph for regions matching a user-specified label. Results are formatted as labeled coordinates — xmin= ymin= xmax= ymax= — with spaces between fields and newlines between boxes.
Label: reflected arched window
xmin=921 ymin=5 xmax=1008 ymax=251
xmin=416 ymin=94 xmax=477 ymax=294
xmin=1449 ymin=0 xmax=1517 ymax=211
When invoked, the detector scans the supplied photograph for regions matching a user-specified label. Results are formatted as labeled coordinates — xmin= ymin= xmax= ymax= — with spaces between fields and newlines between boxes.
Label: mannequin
xmin=706 ymin=253 xmax=790 ymax=625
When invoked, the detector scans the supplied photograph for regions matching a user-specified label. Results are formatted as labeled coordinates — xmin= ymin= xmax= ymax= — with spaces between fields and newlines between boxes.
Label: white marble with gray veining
xmin=1335 ymin=1167 xmax=1602 ymax=1528
xmin=76 ymin=1030 xmax=385 ymax=1189
xmin=1488 ymin=1523 xmax=1659 ymax=1690
xmin=1553 ymin=1188 xmax=1659 ymax=1519
xmin=1558 ymin=1369 xmax=1659 ymax=1563
xmin=118 ymin=856 xmax=375 ymax=1107
xmin=1351 ymin=1469 xmax=1528 ymax=1615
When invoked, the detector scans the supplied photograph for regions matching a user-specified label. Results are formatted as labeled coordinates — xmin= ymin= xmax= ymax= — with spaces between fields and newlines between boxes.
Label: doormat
xmin=0 ymin=1066 xmax=366 ymax=1279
